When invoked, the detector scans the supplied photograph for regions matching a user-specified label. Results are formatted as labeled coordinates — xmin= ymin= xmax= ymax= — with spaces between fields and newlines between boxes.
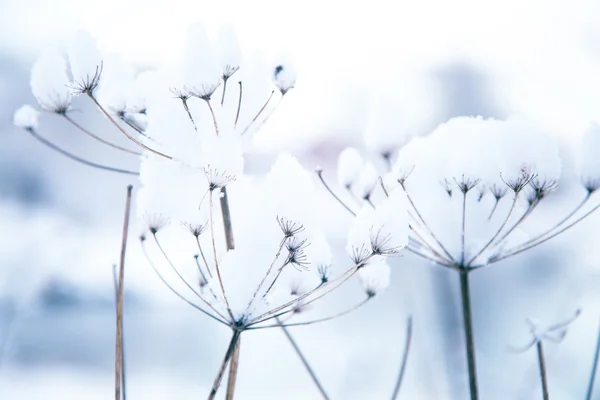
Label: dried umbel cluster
xmin=13 ymin=23 xmax=412 ymax=399
xmin=323 ymin=115 xmax=600 ymax=399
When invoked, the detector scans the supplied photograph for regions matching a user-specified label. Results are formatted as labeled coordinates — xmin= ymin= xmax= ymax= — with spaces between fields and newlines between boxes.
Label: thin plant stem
xmin=115 ymin=185 xmax=133 ymax=400
xmin=225 ymin=338 xmax=241 ymax=400
xmin=112 ymin=265 xmax=126 ymax=400
xmin=459 ymin=269 xmax=479 ymax=400
xmin=119 ymin=114 xmax=146 ymax=136
xmin=88 ymin=94 xmax=172 ymax=159
xmin=181 ymin=98 xmax=197 ymax=131
xmin=246 ymin=237 xmax=287 ymax=310
xmin=26 ymin=128 xmax=139 ymax=176
xmin=466 ymin=193 xmax=519 ymax=266
xmin=209 ymin=191 xmax=235 ymax=321
xmin=278 ymin=318 xmax=330 ymax=399
xmin=250 ymin=297 xmax=372 ymax=329
xmin=205 ymin=99 xmax=220 ymax=136
xmin=536 ymin=341 xmax=549 ymax=400
xmin=240 ymin=90 xmax=275 ymax=136
xmin=585 ymin=318 xmax=600 ymax=400
xmin=490 ymin=200 xmax=600 ymax=264
xmin=234 ymin=82 xmax=242 ymax=127
xmin=488 ymin=198 xmax=500 ymax=220
xmin=316 ymin=169 xmax=356 ymax=216
xmin=461 ymin=191 xmax=467 ymax=264
xmin=400 ymin=183 xmax=455 ymax=263
xmin=195 ymin=237 xmax=213 ymax=279
xmin=62 ymin=114 xmax=141 ymax=156
xmin=220 ymin=188 xmax=235 ymax=250
xmin=391 ymin=316 xmax=413 ymax=400
xmin=140 ymin=241 xmax=229 ymax=325
xmin=152 ymin=234 xmax=228 ymax=321
xmin=208 ymin=330 xmax=241 ymax=400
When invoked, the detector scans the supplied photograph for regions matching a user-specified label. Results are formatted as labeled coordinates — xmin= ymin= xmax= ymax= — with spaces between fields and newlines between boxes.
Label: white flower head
xmin=337 ymin=147 xmax=364 ymax=189
xmin=216 ymin=23 xmax=243 ymax=79
xmin=13 ymin=105 xmax=40 ymax=130
xmin=272 ymin=57 xmax=296 ymax=95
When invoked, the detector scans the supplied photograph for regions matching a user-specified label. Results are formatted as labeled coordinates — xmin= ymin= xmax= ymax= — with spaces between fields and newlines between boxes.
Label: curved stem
xmin=63 ymin=114 xmax=141 ymax=156
xmin=88 ymin=94 xmax=172 ymax=159
xmin=278 ymin=319 xmax=330 ymax=399
xmin=26 ymin=128 xmax=139 ymax=176
xmin=316 ymin=170 xmax=356 ymax=216
xmin=391 ymin=316 xmax=413 ymax=400
xmin=240 ymin=90 xmax=275 ymax=136
xmin=250 ymin=297 xmax=371 ymax=330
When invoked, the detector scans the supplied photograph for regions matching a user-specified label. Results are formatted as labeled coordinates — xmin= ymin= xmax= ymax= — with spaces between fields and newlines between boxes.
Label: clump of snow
xmin=358 ymin=257 xmax=391 ymax=297
xmin=272 ymin=56 xmax=296 ymax=95
xmin=13 ymin=105 xmax=40 ymax=130
xmin=182 ymin=23 xmax=222 ymax=97
xmin=577 ymin=122 xmax=600 ymax=191
xmin=67 ymin=30 xmax=103 ymax=92
xmin=353 ymin=162 xmax=379 ymax=200
xmin=216 ymin=24 xmax=243 ymax=77
xmin=337 ymin=147 xmax=364 ymax=189
xmin=30 ymin=47 xmax=71 ymax=112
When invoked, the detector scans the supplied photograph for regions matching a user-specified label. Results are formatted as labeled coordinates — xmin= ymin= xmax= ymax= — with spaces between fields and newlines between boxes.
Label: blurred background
xmin=2 ymin=0 xmax=600 ymax=398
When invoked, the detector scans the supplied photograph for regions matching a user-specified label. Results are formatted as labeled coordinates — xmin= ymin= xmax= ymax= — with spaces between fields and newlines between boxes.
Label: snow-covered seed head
xmin=286 ymin=237 xmax=310 ymax=269
xmin=189 ymin=82 xmax=221 ymax=101
xmin=358 ymin=258 xmax=391 ymax=298
xmin=277 ymin=216 xmax=305 ymax=238
xmin=490 ymin=183 xmax=508 ymax=200
xmin=182 ymin=221 xmax=208 ymax=238
xmin=169 ymin=87 xmax=191 ymax=101
xmin=144 ymin=214 xmax=170 ymax=234
xmin=273 ymin=64 xmax=296 ymax=95
xmin=501 ymin=167 xmax=535 ymax=193
xmin=67 ymin=30 xmax=103 ymax=95
xmin=13 ymin=105 xmax=40 ymax=131
xmin=204 ymin=167 xmax=236 ymax=190
xmin=454 ymin=175 xmax=481 ymax=194
xmin=526 ymin=179 xmax=558 ymax=205
xmin=351 ymin=244 xmax=373 ymax=265
xmin=337 ymin=147 xmax=364 ymax=189
xmin=441 ymin=178 xmax=453 ymax=197
xmin=30 ymin=47 xmax=72 ymax=114
xmin=317 ymin=264 xmax=332 ymax=283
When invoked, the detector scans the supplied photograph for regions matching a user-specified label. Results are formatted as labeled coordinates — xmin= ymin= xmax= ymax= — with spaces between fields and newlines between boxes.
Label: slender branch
xmin=510 ymin=193 xmax=592 ymax=252
xmin=152 ymin=234 xmax=228 ymax=321
xmin=466 ymin=193 xmax=519 ymax=266
xmin=26 ymin=128 xmax=139 ymax=175
xmin=249 ymin=297 xmax=371 ymax=330
xmin=240 ymin=90 xmax=275 ymax=136
xmin=115 ymin=185 xmax=132 ymax=400
xmin=88 ymin=94 xmax=172 ymax=159
xmin=221 ymin=77 xmax=229 ymax=106
xmin=391 ymin=316 xmax=413 ymax=400
xmin=278 ymin=319 xmax=330 ymax=399
xmin=461 ymin=191 xmax=467 ymax=264
xmin=536 ymin=341 xmax=549 ymax=400
xmin=225 ymin=337 xmax=241 ymax=400
xmin=204 ymin=99 xmax=220 ymax=136
xmin=140 ymin=241 xmax=229 ymax=325
xmin=459 ymin=269 xmax=479 ymax=400
xmin=491 ymin=200 xmax=600 ymax=264
xmin=234 ymin=82 xmax=242 ymax=127
xmin=409 ymin=226 xmax=453 ymax=265
xmin=488 ymin=198 xmax=500 ymax=220
xmin=208 ymin=330 xmax=241 ymax=400
xmin=119 ymin=114 xmax=146 ymax=136
xmin=112 ymin=265 xmax=126 ymax=400
xmin=220 ymin=188 xmax=235 ymax=250
xmin=316 ymin=169 xmax=356 ymax=216
xmin=209 ymin=191 xmax=235 ymax=321
xmin=400 ymin=182 xmax=456 ymax=263
xmin=62 ymin=114 xmax=141 ymax=156
xmin=195 ymin=236 xmax=213 ymax=279
xmin=586 ymin=318 xmax=600 ymax=400
xmin=246 ymin=237 xmax=287 ymax=310
xmin=181 ymin=98 xmax=197 ymax=132
xmin=405 ymin=246 xmax=454 ymax=268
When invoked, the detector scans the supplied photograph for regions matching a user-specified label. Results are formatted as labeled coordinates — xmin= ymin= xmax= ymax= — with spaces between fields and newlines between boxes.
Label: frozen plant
xmin=13 ymin=24 xmax=409 ymax=400
xmin=319 ymin=116 xmax=600 ymax=400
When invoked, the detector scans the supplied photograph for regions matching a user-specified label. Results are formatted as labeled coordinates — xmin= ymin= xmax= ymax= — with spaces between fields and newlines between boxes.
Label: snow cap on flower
xmin=216 ymin=23 xmax=242 ymax=78
xmin=358 ymin=257 xmax=391 ymax=297
xmin=13 ymin=105 xmax=40 ymax=130
xmin=272 ymin=56 xmax=296 ymax=95
xmin=182 ymin=23 xmax=221 ymax=99
xmin=353 ymin=162 xmax=379 ymax=200
xmin=30 ymin=47 xmax=71 ymax=113
xmin=67 ymin=30 xmax=103 ymax=94
xmin=577 ymin=122 xmax=600 ymax=193
xmin=337 ymin=147 xmax=364 ymax=189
